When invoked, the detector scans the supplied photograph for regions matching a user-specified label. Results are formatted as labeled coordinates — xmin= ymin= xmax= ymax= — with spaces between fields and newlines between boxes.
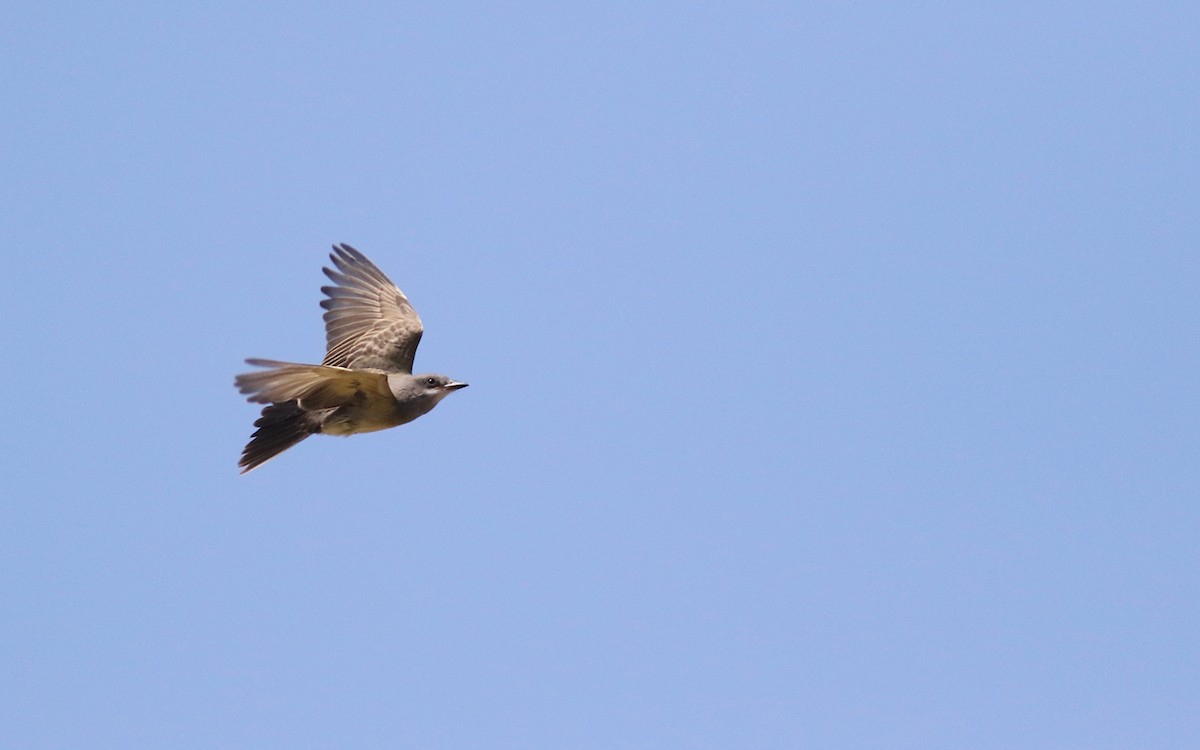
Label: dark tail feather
xmin=239 ymin=401 xmax=315 ymax=474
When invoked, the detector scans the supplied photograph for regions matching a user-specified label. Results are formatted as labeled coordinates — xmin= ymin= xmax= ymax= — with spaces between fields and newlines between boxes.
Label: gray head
xmin=388 ymin=372 xmax=468 ymax=410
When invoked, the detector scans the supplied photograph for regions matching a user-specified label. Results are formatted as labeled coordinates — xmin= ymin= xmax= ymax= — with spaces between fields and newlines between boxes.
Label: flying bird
xmin=235 ymin=243 xmax=467 ymax=473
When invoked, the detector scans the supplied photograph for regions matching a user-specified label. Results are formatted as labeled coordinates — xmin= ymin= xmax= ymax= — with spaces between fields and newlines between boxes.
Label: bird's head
xmin=394 ymin=373 xmax=469 ymax=406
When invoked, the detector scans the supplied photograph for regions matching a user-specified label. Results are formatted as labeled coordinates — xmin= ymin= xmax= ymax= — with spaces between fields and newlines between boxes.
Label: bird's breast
xmin=319 ymin=391 xmax=411 ymax=435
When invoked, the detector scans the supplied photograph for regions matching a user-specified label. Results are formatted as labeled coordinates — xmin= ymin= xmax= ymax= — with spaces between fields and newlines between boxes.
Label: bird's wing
xmin=319 ymin=243 xmax=423 ymax=373
xmin=235 ymin=359 xmax=391 ymax=410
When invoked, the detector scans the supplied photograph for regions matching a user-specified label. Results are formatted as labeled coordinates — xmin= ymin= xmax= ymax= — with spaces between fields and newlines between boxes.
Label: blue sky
xmin=2 ymin=2 xmax=1197 ymax=748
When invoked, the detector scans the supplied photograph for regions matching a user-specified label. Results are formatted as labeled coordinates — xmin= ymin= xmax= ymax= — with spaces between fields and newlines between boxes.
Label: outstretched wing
xmin=235 ymin=359 xmax=391 ymax=410
xmin=320 ymin=243 xmax=423 ymax=373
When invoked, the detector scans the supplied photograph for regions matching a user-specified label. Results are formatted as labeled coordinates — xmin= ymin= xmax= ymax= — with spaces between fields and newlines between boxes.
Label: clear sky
xmin=2 ymin=2 xmax=1197 ymax=748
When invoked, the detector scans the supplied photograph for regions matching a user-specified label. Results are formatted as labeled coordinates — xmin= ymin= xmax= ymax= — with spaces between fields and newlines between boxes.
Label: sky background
xmin=2 ymin=2 xmax=1197 ymax=748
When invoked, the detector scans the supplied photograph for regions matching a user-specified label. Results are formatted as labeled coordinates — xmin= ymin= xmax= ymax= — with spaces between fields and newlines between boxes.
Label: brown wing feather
xmin=319 ymin=243 xmax=423 ymax=373
xmin=235 ymin=359 xmax=390 ymax=409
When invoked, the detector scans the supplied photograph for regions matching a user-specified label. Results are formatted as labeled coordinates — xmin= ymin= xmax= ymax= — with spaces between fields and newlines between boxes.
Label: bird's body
xmin=235 ymin=244 xmax=466 ymax=473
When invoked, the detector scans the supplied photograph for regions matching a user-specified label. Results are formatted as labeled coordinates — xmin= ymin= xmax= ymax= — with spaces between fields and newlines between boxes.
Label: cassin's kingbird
xmin=235 ymin=243 xmax=467 ymax=473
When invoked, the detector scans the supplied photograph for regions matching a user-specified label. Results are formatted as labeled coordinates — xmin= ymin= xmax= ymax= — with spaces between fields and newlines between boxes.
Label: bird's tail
xmin=239 ymin=401 xmax=316 ymax=474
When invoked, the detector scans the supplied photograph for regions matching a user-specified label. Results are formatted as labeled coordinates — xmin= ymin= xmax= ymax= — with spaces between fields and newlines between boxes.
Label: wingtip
xmin=330 ymin=243 xmax=364 ymax=265
xmin=325 ymin=244 xmax=365 ymax=280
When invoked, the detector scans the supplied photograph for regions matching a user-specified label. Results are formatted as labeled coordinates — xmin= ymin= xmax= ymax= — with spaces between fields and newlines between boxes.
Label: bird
xmin=234 ymin=243 xmax=467 ymax=473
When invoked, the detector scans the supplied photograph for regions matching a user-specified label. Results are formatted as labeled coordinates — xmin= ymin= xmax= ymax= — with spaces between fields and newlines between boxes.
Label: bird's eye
xmin=425 ymin=377 xmax=437 ymax=387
